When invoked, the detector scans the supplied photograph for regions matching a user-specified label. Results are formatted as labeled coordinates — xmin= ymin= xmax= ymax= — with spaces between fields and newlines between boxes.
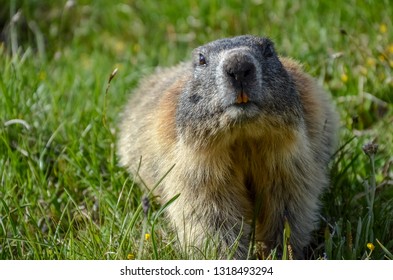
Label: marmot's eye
xmin=199 ymin=53 xmax=207 ymax=66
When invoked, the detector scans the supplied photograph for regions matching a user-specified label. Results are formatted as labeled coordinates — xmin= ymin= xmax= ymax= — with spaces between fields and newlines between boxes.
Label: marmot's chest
xmin=229 ymin=140 xmax=302 ymax=193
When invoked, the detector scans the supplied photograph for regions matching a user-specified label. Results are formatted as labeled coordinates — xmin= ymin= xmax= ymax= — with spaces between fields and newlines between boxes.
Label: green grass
xmin=1 ymin=0 xmax=392 ymax=260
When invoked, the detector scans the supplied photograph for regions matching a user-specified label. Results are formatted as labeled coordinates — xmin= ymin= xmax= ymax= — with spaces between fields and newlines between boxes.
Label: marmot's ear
xmin=260 ymin=38 xmax=275 ymax=58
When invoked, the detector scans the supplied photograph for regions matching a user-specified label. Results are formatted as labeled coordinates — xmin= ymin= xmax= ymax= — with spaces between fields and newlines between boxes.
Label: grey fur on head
xmin=177 ymin=36 xmax=304 ymax=149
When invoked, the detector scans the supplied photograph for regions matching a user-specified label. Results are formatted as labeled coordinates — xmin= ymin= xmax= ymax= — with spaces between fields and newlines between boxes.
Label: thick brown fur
xmin=117 ymin=35 xmax=338 ymax=259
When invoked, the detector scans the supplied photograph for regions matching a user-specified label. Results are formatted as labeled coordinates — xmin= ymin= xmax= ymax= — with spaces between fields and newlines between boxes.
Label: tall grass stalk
xmin=363 ymin=143 xmax=378 ymax=244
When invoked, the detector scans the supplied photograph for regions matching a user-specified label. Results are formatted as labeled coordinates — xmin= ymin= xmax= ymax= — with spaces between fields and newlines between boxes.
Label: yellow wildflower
xmin=341 ymin=73 xmax=348 ymax=83
xmin=145 ymin=233 xmax=150 ymax=241
xmin=366 ymin=57 xmax=376 ymax=67
xmin=367 ymin=243 xmax=375 ymax=251
xmin=127 ymin=253 xmax=135 ymax=260
xmin=379 ymin=23 xmax=387 ymax=34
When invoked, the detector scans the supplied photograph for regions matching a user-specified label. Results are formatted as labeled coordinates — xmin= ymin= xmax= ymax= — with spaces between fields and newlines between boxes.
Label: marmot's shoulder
xmin=281 ymin=57 xmax=338 ymax=157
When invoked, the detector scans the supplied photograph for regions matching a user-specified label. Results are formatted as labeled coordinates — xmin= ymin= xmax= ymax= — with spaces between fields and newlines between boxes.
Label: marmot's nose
xmin=224 ymin=55 xmax=256 ymax=87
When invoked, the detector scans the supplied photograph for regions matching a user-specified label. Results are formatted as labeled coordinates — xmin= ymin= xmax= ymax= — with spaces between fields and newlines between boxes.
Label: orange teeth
xmin=236 ymin=91 xmax=249 ymax=104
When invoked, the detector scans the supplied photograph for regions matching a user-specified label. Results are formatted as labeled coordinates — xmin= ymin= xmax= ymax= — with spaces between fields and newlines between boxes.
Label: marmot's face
xmin=176 ymin=35 xmax=303 ymax=146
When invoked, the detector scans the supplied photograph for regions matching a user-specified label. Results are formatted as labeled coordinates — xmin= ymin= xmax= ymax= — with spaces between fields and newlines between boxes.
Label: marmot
xmin=117 ymin=35 xmax=338 ymax=259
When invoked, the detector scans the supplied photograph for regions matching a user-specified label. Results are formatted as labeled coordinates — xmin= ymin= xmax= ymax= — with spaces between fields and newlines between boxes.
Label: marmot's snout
xmin=221 ymin=51 xmax=260 ymax=104
xmin=223 ymin=53 xmax=257 ymax=87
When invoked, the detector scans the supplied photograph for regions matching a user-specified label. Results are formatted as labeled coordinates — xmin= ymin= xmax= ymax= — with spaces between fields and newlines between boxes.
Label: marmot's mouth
xmin=225 ymin=101 xmax=260 ymax=122
xmin=235 ymin=91 xmax=249 ymax=104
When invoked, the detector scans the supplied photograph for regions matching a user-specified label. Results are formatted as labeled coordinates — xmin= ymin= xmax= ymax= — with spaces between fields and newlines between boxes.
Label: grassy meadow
xmin=0 ymin=0 xmax=392 ymax=260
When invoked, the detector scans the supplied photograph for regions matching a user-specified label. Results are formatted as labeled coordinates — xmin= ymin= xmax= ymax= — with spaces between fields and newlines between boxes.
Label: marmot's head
xmin=176 ymin=35 xmax=304 ymax=147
